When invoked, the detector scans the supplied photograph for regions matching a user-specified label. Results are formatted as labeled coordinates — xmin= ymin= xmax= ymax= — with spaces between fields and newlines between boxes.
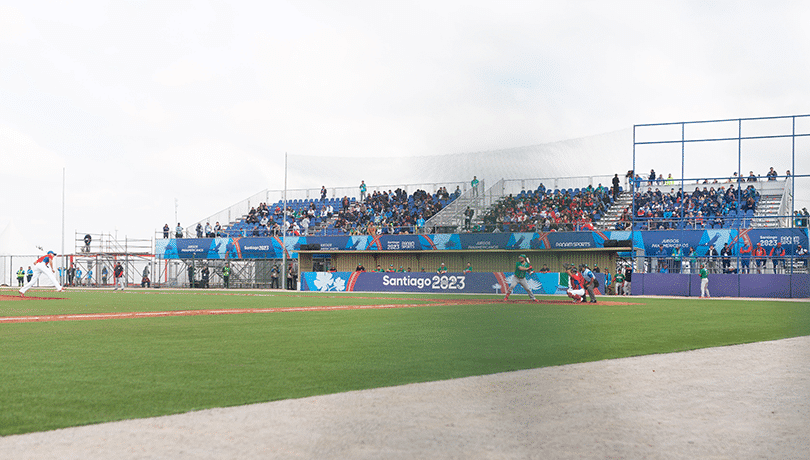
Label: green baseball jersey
xmin=700 ymin=268 xmax=708 ymax=279
xmin=514 ymin=261 xmax=531 ymax=279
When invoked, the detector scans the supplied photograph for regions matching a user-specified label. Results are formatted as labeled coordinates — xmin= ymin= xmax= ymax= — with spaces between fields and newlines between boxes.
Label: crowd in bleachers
xmin=332 ymin=186 xmax=458 ymax=235
xmin=483 ymin=184 xmax=613 ymax=232
xmin=620 ymin=166 xmax=791 ymax=230
xmin=213 ymin=186 xmax=460 ymax=237
xmin=175 ymin=166 xmax=793 ymax=238
xmin=626 ymin=183 xmax=760 ymax=230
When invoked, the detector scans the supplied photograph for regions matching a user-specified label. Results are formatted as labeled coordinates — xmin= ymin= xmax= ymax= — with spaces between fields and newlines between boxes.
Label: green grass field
xmin=1 ymin=289 xmax=808 ymax=436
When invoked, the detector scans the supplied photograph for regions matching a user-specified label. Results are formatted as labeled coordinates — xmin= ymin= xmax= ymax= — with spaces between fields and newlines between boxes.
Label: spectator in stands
xmin=796 ymin=244 xmax=808 ymax=269
xmin=754 ymin=242 xmax=767 ymax=274
xmin=770 ymin=242 xmax=785 ymax=274
xmin=739 ymin=240 xmax=752 ymax=273
xmin=747 ymin=171 xmax=757 ymax=182
xmin=671 ymin=246 xmax=682 ymax=273
xmin=766 ymin=167 xmax=778 ymax=180
xmin=320 ymin=186 xmax=327 ymax=201
xmin=612 ymin=174 xmax=621 ymax=199
xmin=163 ymin=224 xmax=170 ymax=238
xmin=721 ymin=243 xmax=732 ymax=273
xmin=648 ymin=169 xmax=656 ymax=186
xmin=464 ymin=206 xmax=474 ymax=230
xmin=359 ymin=180 xmax=367 ymax=201
xmin=471 ymin=176 xmax=479 ymax=197
xmin=176 ymin=223 xmax=183 ymax=238
xmin=706 ymin=244 xmax=719 ymax=274
xmin=196 ymin=223 xmax=203 ymax=237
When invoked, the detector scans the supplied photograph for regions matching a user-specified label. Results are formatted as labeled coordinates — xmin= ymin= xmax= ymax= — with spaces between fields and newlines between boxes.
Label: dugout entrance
xmin=298 ymin=245 xmax=638 ymax=276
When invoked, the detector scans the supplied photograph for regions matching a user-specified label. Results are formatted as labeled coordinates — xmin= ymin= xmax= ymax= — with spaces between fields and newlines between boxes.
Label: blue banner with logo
xmin=154 ymin=229 xmax=808 ymax=260
xmin=300 ymin=271 xmax=606 ymax=295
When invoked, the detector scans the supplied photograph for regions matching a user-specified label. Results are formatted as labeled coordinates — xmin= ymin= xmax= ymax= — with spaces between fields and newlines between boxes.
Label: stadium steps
xmin=596 ymin=191 xmax=633 ymax=230
xmin=753 ymin=194 xmax=784 ymax=228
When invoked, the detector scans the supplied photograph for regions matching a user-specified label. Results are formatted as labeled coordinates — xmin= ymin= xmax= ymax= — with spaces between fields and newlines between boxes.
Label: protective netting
xmin=285 ymin=129 xmax=632 ymax=191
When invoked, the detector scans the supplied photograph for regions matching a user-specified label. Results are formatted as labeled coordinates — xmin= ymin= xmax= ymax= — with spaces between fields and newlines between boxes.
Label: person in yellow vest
xmin=16 ymin=267 xmax=25 ymax=287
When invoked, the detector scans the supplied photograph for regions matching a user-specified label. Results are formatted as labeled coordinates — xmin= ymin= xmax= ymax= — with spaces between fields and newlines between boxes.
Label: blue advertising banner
xmin=300 ymin=271 xmax=607 ymax=295
xmin=380 ymin=235 xmax=422 ymax=251
xmin=418 ymin=234 xmax=463 ymax=250
xmin=154 ymin=229 xmax=808 ymax=260
xmin=637 ymin=228 xmax=809 ymax=256
xmin=299 ymin=236 xmax=350 ymax=251
xmin=459 ymin=233 xmax=512 ymax=250
xmin=546 ymin=232 xmax=597 ymax=249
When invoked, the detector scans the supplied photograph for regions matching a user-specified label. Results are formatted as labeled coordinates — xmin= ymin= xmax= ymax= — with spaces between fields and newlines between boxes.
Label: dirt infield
xmin=0 ymin=294 xmax=63 ymax=302
xmin=0 ymin=296 xmax=634 ymax=323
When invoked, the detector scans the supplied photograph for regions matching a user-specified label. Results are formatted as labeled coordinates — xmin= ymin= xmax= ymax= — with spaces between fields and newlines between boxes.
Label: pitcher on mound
xmin=504 ymin=254 xmax=539 ymax=302
xmin=19 ymin=251 xmax=64 ymax=296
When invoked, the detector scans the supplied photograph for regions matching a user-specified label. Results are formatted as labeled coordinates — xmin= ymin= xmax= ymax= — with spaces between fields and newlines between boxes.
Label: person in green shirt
xmin=222 ymin=264 xmax=231 ymax=289
xmin=614 ymin=269 xmax=625 ymax=295
xmin=437 ymin=263 xmax=448 ymax=274
xmin=699 ymin=264 xmax=710 ymax=298
xmin=672 ymin=247 xmax=682 ymax=274
xmin=359 ymin=180 xmax=367 ymax=202
xmin=504 ymin=254 xmax=538 ymax=302
xmin=463 ymin=262 xmax=472 ymax=273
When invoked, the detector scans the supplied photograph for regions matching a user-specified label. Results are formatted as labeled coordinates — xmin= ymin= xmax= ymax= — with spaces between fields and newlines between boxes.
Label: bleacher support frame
xmin=631 ymin=113 xmax=809 ymax=271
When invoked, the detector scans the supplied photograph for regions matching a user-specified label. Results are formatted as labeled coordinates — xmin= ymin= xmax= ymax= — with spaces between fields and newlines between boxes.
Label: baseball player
xmin=580 ymin=264 xmax=597 ymax=303
xmin=114 ymin=262 xmax=126 ymax=290
xmin=699 ymin=263 xmax=710 ymax=298
xmin=19 ymin=251 xmax=64 ymax=296
xmin=504 ymin=254 xmax=539 ymax=302
xmin=566 ymin=266 xmax=586 ymax=303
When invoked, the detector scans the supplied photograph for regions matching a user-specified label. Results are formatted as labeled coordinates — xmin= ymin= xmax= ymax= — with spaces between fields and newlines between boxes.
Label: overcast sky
xmin=2 ymin=0 xmax=809 ymax=253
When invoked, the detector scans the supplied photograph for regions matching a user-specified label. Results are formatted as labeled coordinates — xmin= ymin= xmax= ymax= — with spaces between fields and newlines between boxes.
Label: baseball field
xmin=1 ymin=288 xmax=808 ymax=437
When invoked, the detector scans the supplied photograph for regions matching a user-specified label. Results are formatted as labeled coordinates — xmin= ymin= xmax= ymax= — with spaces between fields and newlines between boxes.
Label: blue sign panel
xmin=300 ymin=271 xmax=607 ymax=295
xmin=459 ymin=233 xmax=512 ymax=250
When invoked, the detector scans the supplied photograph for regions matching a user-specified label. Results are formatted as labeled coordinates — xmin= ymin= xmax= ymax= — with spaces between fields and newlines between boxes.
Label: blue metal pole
xmin=680 ymin=123 xmax=685 ymax=225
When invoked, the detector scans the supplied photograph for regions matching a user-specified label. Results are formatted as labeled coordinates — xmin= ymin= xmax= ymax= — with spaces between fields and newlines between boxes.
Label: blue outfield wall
xmin=154 ymin=228 xmax=809 ymax=259
xmin=634 ymin=274 xmax=810 ymax=298
xmin=301 ymin=271 xmax=607 ymax=295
